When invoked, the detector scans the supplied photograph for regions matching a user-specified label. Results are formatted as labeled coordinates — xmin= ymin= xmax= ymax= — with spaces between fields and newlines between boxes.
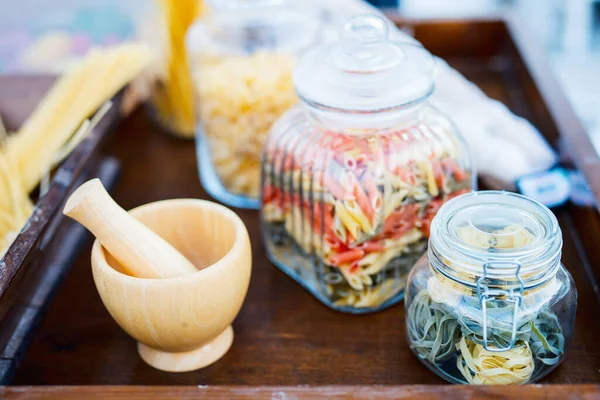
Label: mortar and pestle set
xmin=64 ymin=179 xmax=251 ymax=372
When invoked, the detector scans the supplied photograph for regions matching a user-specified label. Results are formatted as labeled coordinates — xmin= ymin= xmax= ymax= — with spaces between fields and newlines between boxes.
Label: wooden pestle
xmin=63 ymin=178 xmax=198 ymax=278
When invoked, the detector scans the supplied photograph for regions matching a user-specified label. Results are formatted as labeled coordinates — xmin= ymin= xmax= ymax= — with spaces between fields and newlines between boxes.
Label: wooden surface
xmin=2 ymin=385 xmax=600 ymax=399
xmin=2 ymin=16 xmax=600 ymax=393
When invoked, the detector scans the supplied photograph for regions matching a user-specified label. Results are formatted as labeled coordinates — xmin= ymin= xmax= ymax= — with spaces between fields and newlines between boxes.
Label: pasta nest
xmin=456 ymin=336 xmax=534 ymax=385
xmin=407 ymin=290 xmax=461 ymax=364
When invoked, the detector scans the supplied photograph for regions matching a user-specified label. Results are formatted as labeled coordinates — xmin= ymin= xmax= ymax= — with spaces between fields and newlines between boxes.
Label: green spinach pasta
xmin=405 ymin=191 xmax=576 ymax=385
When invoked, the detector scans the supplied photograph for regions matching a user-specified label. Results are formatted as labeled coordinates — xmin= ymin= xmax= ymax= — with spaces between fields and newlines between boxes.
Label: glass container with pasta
xmin=186 ymin=0 xmax=323 ymax=208
xmin=260 ymin=14 xmax=473 ymax=313
xmin=405 ymin=190 xmax=577 ymax=384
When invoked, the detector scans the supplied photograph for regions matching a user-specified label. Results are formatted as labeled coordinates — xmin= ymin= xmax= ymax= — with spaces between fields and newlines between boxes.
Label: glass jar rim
xmin=206 ymin=0 xmax=286 ymax=11
xmin=428 ymin=191 xmax=562 ymax=290
xmin=186 ymin=0 xmax=321 ymax=56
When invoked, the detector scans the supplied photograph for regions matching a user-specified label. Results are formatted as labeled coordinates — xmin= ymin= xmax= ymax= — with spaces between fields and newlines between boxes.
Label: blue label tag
xmin=516 ymin=168 xmax=571 ymax=208
xmin=567 ymin=170 xmax=596 ymax=207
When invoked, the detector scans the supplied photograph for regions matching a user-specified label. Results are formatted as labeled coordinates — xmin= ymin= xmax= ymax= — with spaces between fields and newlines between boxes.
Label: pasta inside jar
xmin=260 ymin=14 xmax=473 ymax=313
xmin=262 ymin=108 xmax=472 ymax=311
xmin=405 ymin=191 xmax=577 ymax=385
xmin=186 ymin=0 xmax=322 ymax=208
xmin=195 ymin=52 xmax=298 ymax=200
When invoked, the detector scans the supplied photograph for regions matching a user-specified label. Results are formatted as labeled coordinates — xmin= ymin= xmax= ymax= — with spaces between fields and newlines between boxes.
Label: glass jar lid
xmin=429 ymin=191 xmax=562 ymax=290
xmin=293 ymin=14 xmax=435 ymax=112
xmin=187 ymin=0 xmax=321 ymax=55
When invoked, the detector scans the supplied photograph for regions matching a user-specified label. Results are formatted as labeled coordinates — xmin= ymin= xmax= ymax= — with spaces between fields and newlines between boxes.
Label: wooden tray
xmin=2 ymin=14 xmax=600 ymax=399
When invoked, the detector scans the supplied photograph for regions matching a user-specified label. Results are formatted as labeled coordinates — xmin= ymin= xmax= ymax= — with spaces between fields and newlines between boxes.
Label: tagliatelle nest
xmin=408 ymin=290 xmax=461 ymax=364
xmin=456 ymin=336 xmax=534 ymax=385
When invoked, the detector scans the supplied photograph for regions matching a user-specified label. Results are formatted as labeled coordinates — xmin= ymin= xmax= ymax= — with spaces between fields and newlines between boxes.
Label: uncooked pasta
xmin=407 ymin=290 xmax=461 ymax=364
xmin=152 ymin=0 xmax=203 ymax=138
xmin=1 ymin=43 xmax=151 ymax=258
xmin=194 ymin=52 xmax=298 ymax=198
xmin=262 ymin=107 xmax=472 ymax=310
xmin=456 ymin=337 xmax=534 ymax=385
xmin=406 ymin=210 xmax=571 ymax=385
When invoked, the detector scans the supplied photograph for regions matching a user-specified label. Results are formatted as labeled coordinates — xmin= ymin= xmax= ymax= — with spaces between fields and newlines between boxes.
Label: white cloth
xmin=315 ymin=0 xmax=557 ymax=187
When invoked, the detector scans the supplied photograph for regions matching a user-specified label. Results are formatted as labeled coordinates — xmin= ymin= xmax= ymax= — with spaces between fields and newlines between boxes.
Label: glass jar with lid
xmin=186 ymin=0 xmax=323 ymax=208
xmin=260 ymin=14 xmax=474 ymax=313
xmin=405 ymin=191 xmax=577 ymax=384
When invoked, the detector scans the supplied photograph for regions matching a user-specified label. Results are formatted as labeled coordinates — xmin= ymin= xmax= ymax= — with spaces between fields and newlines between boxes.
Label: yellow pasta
xmin=193 ymin=51 xmax=298 ymax=197
xmin=283 ymin=206 xmax=330 ymax=257
xmin=383 ymin=188 xmax=409 ymax=219
xmin=339 ymin=265 xmax=366 ymax=291
xmin=422 ymin=159 xmax=439 ymax=197
xmin=362 ymin=248 xmax=402 ymax=276
xmin=384 ymin=228 xmax=423 ymax=249
xmin=7 ymin=43 xmax=154 ymax=193
xmin=1 ymin=43 xmax=153 ymax=258
xmin=335 ymin=200 xmax=361 ymax=240
xmin=344 ymin=199 xmax=374 ymax=235
xmin=333 ymin=278 xmax=404 ymax=308
xmin=152 ymin=0 xmax=203 ymax=138
xmin=333 ymin=214 xmax=348 ymax=244
xmin=456 ymin=337 xmax=534 ymax=385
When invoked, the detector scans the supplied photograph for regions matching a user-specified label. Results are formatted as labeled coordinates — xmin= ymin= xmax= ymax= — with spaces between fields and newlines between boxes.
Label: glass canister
xmin=405 ymin=191 xmax=577 ymax=384
xmin=186 ymin=0 xmax=323 ymax=208
xmin=260 ymin=14 xmax=474 ymax=313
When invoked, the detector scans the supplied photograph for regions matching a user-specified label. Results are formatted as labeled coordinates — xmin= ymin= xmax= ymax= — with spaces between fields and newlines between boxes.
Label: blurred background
xmin=0 ymin=0 xmax=598 ymax=152
xmin=396 ymin=0 xmax=600 ymax=155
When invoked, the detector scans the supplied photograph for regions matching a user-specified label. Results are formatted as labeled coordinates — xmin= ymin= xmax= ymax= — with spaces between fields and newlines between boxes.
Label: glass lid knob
xmin=333 ymin=14 xmax=404 ymax=73
xmin=341 ymin=14 xmax=389 ymax=48
xmin=293 ymin=13 xmax=435 ymax=111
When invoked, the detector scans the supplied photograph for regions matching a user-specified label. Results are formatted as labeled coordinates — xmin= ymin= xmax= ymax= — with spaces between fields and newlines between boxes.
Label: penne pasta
xmin=383 ymin=189 xmax=410 ymax=218
xmin=343 ymin=199 xmax=374 ymax=236
xmin=362 ymin=248 xmax=401 ymax=276
xmin=261 ymin=118 xmax=472 ymax=310
xmin=335 ymin=200 xmax=361 ymax=240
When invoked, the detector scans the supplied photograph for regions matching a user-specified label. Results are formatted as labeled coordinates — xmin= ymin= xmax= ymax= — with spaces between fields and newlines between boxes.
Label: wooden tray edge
xmin=0 ymin=384 xmax=599 ymax=399
xmin=0 ymin=93 xmax=123 ymax=299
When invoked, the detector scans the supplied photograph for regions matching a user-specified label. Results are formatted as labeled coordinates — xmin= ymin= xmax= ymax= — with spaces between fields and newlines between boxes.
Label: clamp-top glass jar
xmin=261 ymin=15 xmax=473 ymax=313
xmin=186 ymin=0 xmax=323 ymax=208
xmin=405 ymin=191 xmax=577 ymax=384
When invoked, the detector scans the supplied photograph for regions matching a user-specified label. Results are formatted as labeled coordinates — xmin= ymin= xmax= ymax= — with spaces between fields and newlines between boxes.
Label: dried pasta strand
xmin=153 ymin=0 xmax=203 ymax=137
xmin=1 ymin=44 xmax=151 ymax=258
xmin=8 ymin=43 xmax=154 ymax=192
xmin=456 ymin=337 xmax=534 ymax=385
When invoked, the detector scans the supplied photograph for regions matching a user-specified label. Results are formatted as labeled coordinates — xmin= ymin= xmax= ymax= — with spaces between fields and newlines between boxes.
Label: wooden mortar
xmin=90 ymin=199 xmax=252 ymax=372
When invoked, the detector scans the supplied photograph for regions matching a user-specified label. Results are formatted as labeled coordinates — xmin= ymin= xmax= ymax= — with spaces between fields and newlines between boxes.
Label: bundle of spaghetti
xmin=0 ymin=118 xmax=34 ymax=255
xmin=0 ymin=103 xmax=112 ymax=257
xmin=152 ymin=0 xmax=203 ymax=138
xmin=7 ymin=42 xmax=154 ymax=193
xmin=0 ymin=42 xmax=153 ymax=258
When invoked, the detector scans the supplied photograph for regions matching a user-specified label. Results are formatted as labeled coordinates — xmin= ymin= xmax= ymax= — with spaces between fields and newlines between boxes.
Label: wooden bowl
xmin=91 ymin=199 xmax=251 ymax=372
